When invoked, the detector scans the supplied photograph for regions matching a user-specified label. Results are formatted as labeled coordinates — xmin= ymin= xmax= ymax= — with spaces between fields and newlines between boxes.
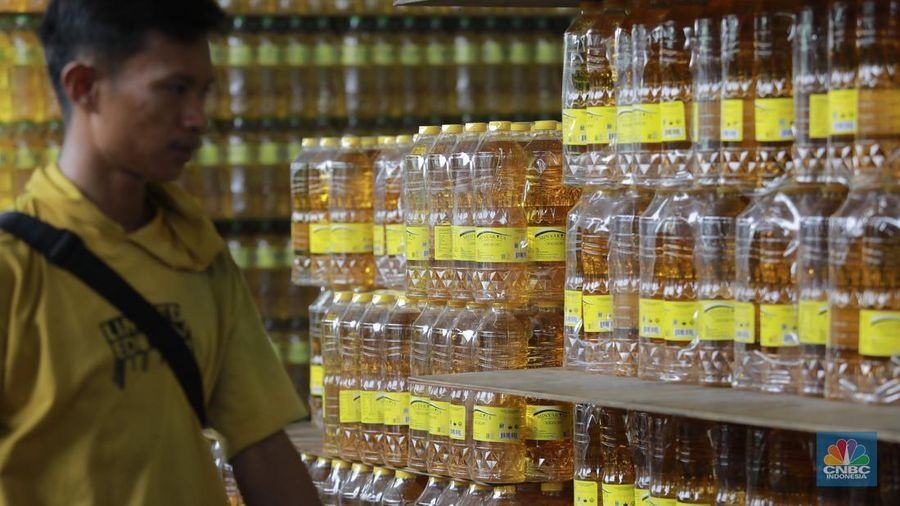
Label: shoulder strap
xmin=0 ymin=211 xmax=207 ymax=426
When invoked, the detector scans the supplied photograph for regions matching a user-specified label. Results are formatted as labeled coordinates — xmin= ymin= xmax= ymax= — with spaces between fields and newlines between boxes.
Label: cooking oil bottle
xmin=451 ymin=17 xmax=482 ymax=122
xmin=381 ymin=471 xmax=426 ymax=506
xmin=309 ymin=137 xmax=340 ymax=287
xmin=415 ymin=476 xmax=449 ymax=506
xmin=322 ymin=458 xmax=351 ymax=506
xmin=563 ymin=0 xmax=627 ymax=187
xmin=423 ymin=17 xmax=451 ymax=126
xmin=309 ymin=287 xmax=333 ymax=428
xmin=340 ymin=462 xmax=373 ymax=506
xmin=225 ymin=16 xmax=259 ymax=121
xmin=371 ymin=16 xmax=401 ymax=131
xmin=313 ymin=16 xmax=345 ymax=132
xmin=450 ymin=122 xmax=487 ymax=302
xmin=480 ymin=17 xmax=510 ymax=120
xmin=285 ymin=17 xmax=315 ymax=126
xmin=435 ymin=480 xmax=467 ymax=506
xmin=9 ymin=15 xmax=46 ymax=123
xmin=573 ymin=404 xmax=602 ymax=506
xmin=341 ymin=16 xmax=374 ymax=133
xmin=598 ymin=407 xmax=635 ymax=506
xmin=756 ymin=430 xmax=816 ymax=505
xmin=322 ymin=290 xmax=354 ymax=455
xmin=647 ymin=413 xmax=677 ymax=506
xmin=360 ymin=466 xmax=394 ymax=506
xmin=459 ymin=483 xmax=493 ymax=506
xmin=329 ymin=136 xmax=374 ymax=290
xmin=310 ymin=455 xmax=333 ymax=497
xmin=483 ymin=485 xmax=519 ymax=506
xmin=381 ymin=293 xmax=419 ymax=468
xmin=627 ymin=410 xmax=652 ymax=504
xmin=397 ymin=18 xmax=427 ymax=131
xmin=525 ymin=120 xmax=583 ymax=302
xmin=426 ymin=300 xmax=464 ymax=476
xmin=539 ymin=482 xmax=570 ymax=505
xmin=338 ymin=291 xmax=373 ymax=462
xmin=290 ymin=137 xmax=319 ymax=286
xmin=374 ymin=135 xmax=412 ymax=291
xmin=564 ymin=191 xmax=588 ymax=370
xmin=360 ymin=290 xmax=397 ymax=465
xmin=405 ymin=126 xmax=442 ymax=299
xmin=826 ymin=0 xmax=899 ymax=405
xmin=428 ymin=125 xmax=464 ymax=300
xmin=257 ymin=16 xmax=287 ymax=120
xmin=673 ymin=419 xmax=715 ymax=505
xmin=713 ymin=422 xmax=746 ymax=506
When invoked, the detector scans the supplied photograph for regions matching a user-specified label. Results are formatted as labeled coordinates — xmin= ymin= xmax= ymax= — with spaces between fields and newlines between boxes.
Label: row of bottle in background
xmin=210 ymin=15 xmax=565 ymax=133
xmin=0 ymin=15 xmax=61 ymax=124
xmin=0 ymin=120 xmax=60 ymax=208
xmin=560 ymin=0 xmax=898 ymax=403
xmin=213 ymin=0 xmax=574 ymax=17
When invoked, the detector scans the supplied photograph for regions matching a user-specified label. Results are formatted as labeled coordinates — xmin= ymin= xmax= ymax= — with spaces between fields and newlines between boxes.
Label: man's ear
xmin=60 ymin=61 xmax=100 ymax=114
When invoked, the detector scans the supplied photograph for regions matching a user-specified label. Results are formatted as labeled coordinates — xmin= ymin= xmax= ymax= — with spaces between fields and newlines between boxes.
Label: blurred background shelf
xmin=413 ymin=368 xmax=900 ymax=442
xmin=395 ymin=0 xmax=577 ymax=7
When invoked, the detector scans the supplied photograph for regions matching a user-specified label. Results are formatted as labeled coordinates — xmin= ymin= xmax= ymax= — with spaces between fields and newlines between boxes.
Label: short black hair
xmin=40 ymin=0 xmax=226 ymax=119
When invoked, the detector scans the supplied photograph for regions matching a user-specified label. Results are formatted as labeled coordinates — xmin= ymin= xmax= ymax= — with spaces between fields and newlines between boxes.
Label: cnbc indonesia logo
xmin=817 ymin=433 xmax=877 ymax=487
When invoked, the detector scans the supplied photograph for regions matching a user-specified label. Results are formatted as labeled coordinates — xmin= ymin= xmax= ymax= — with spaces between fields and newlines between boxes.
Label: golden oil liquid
xmin=448 ymin=303 xmax=483 ymax=480
xmin=674 ymin=419 xmax=715 ymax=505
xmin=225 ymin=17 xmax=260 ymax=121
xmin=381 ymin=294 xmax=420 ymax=468
xmin=469 ymin=305 xmax=529 ymax=483
xmin=409 ymin=299 xmax=443 ymax=472
xmin=309 ymin=138 xmax=339 ymax=287
xmin=598 ymin=408 xmax=635 ymax=505
xmin=329 ymin=137 xmax=374 ymax=290
xmin=826 ymin=0 xmax=900 ymax=404
xmin=757 ymin=430 xmax=817 ymax=505
xmin=573 ymin=404 xmax=602 ymax=503
xmin=257 ymin=18 xmax=288 ymax=120
xmin=713 ymin=423 xmax=746 ymax=506
xmin=647 ymin=413 xmax=677 ymax=504
xmin=291 ymin=139 xmax=318 ymax=285
xmin=404 ymin=127 xmax=441 ymax=299
xmin=428 ymin=126 xmax=464 ymax=301
xmin=284 ymin=19 xmax=316 ymax=124
xmin=525 ymin=124 xmax=582 ymax=302
xmin=308 ymin=288 xmax=333 ymax=428
xmin=375 ymin=137 xmax=411 ymax=291
xmin=339 ymin=292 xmax=373 ymax=462
xmin=426 ymin=302 xmax=465 ymax=476
xmin=381 ymin=471 xmax=426 ymax=506
xmin=322 ymin=291 xmax=354 ymax=455
xmin=360 ymin=291 xmax=397 ymax=466
xmin=450 ymin=124 xmax=486 ymax=302
xmin=826 ymin=0 xmax=857 ymax=183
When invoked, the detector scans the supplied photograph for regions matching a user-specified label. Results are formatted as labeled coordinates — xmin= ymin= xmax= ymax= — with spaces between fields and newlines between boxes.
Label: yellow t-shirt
xmin=0 ymin=165 xmax=306 ymax=505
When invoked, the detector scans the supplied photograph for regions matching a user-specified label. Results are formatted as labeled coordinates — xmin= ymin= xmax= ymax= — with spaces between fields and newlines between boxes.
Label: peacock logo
xmin=818 ymin=433 xmax=876 ymax=487
xmin=824 ymin=439 xmax=870 ymax=466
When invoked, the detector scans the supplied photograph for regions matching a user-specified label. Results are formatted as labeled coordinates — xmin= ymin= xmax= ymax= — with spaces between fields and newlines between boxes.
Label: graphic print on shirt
xmin=98 ymin=303 xmax=194 ymax=388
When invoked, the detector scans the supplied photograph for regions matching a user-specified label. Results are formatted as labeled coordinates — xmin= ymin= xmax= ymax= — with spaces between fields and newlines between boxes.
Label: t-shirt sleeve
xmin=206 ymin=253 xmax=306 ymax=459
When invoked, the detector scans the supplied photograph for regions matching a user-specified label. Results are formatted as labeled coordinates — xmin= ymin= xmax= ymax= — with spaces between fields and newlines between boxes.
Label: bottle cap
xmin=351 ymin=463 xmax=372 ymax=472
xmin=441 ymin=124 xmax=464 ymax=134
xmin=418 ymin=125 xmax=441 ymax=135
xmin=332 ymin=459 xmax=350 ymax=469
xmin=372 ymin=290 xmax=397 ymax=304
xmin=316 ymin=456 xmax=330 ymax=465
xmin=351 ymin=291 xmax=373 ymax=304
xmin=395 ymin=470 xmax=415 ymax=479
xmin=511 ymin=122 xmax=532 ymax=132
xmin=361 ymin=136 xmax=377 ymax=147
xmin=488 ymin=121 xmax=511 ymax=131
xmin=302 ymin=138 xmax=318 ymax=147
xmin=341 ymin=136 xmax=361 ymax=147
xmin=533 ymin=120 xmax=559 ymax=131
xmin=494 ymin=485 xmax=517 ymax=494
xmin=333 ymin=291 xmax=355 ymax=303
xmin=541 ymin=482 xmax=564 ymax=492
xmin=374 ymin=466 xmax=394 ymax=476
xmin=378 ymin=135 xmax=396 ymax=145
xmin=321 ymin=137 xmax=340 ymax=147
xmin=465 ymin=122 xmax=488 ymax=133
xmin=396 ymin=134 xmax=414 ymax=144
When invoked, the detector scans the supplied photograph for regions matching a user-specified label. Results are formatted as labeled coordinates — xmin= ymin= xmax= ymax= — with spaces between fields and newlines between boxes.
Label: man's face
xmin=89 ymin=32 xmax=213 ymax=183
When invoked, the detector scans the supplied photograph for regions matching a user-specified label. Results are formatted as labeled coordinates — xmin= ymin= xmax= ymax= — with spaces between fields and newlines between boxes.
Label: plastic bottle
xmin=310 ymin=456 xmax=333 ymax=498
xmin=404 ymin=126 xmax=442 ymax=299
xmin=480 ymin=17 xmax=510 ymax=120
xmin=360 ymin=466 xmax=394 ymax=506
xmin=508 ymin=18 xmax=535 ymax=121
xmin=257 ymin=16 xmax=286 ymax=120
xmin=397 ymin=18 xmax=426 ymax=131
xmin=312 ymin=17 xmax=345 ymax=132
xmin=525 ymin=121 xmax=583 ymax=303
xmin=290 ymin=138 xmax=319 ymax=285
xmin=321 ymin=458 xmax=351 ymax=506
xmin=225 ymin=17 xmax=259 ymax=121
xmin=224 ymin=117 xmax=258 ymax=220
xmin=482 ymin=485 xmax=520 ymax=506
xmin=713 ymin=422 xmax=746 ymax=506
xmin=426 ymin=301 xmax=464 ymax=476
xmin=342 ymin=16 xmax=374 ymax=133
xmin=371 ymin=16 xmax=401 ymax=131
xmin=415 ymin=476 xmax=449 ymax=506
xmin=452 ymin=17 xmax=482 ymax=123
xmin=448 ymin=303 xmax=481 ymax=480
xmin=673 ymin=419 xmax=715 ymax=505
xmin=424 ymin=17 xmax=451 ymax=126
xmin=285 ymin=17 xmax=315 ymax=125
xmin=598 ymin=407 xmax=634 ymax=506
xmin=373 ymin=135 xmax=409 ymax=290
xmin=381 ymin=293 xmax=419 ymax=468
xmin=563 ymin=192 xmax=587 ymax=370
xmin=340 ymin=462 xmax=373 ymax=506
xmin=329 ymin=136 xmax=375 ymax=290
xmin=537 ymin=482 xmax=569 ymax=504
xmin=459 ymin=483 xmax=493 ymax=506
xmin=647 ymin=413 xmax=677 ymax=506
xmin=309 ymin=137 xmax=339 ymax=287
xmin=338 ymin=291 xmax=373 ymax=462
xmin=409 ymin=299 xmax=442 ymax=473
xmin=321 ymin=291 xmax=354 ymax=455
xmin=256 ymin=120 xmax=289 ymax=219
xmin=359 ymin=290 xmax=397 ymax=465
xmin=435 ymin=479 xmax=468 ymax=506
xmin=573 ymin=404 xmax=602 ymax=506
xmin=825 ymin=0 xmax=899 ymax=405
xmin=382 ymin=471 xmax=427 ymax=506
xmin=449 ymin=123 xmax=487 ymax=303
xmin=746 ymin=429 xmax=817 ymax=505
xmin=427 ymin=124 xmax=464 ymax=301
xmin=308 ymin=288 xmax=331 ymax=428
xmin=627 ymin=410 xmax=652 ymax=506
xmin=9 ymin=15 xmax=46 ymax=123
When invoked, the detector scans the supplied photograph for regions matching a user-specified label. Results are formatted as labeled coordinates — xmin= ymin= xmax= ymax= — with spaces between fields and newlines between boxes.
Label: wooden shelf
xmin=396 ymin=0 xmax=579 ymax=7
xmin=412 ymin=368 xmax=900 ymax=443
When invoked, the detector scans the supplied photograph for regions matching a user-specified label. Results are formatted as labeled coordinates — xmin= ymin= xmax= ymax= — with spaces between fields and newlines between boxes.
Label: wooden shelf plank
xmin=412 ymin=368 xmax=900 ymax=442
xmin=395 ymin=0 xmax=579 ymax=7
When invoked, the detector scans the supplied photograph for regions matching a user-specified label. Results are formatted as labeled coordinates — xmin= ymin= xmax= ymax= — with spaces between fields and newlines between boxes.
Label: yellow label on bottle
xmin=227 ymin=144 xmax=253 ymax=166
xmin=382 ymin=392 xmax=410 ymax=426
xmin=197 ymin=143 xmax=221 ymax=166
xmin=452 ymin=226 xmax=476 ymax=262
xmin=760 ymin=303 xmax=798 ymax=347
xmin=509 ymin=41 xmax=531 ymax=65
xmin=808 ymin=93 xmax=829 ymax=139
xmin=373 ymin=224 xmax=386 ymax=256
xmin=339 ymin=389 xmax=360 ymax=423
xmin=635 ymin=487 xmax=651 ymax=505
xmin=454 ymin=42 xmax=478 ymax=65
xmin=798 ymin=300 xmax=829 ymax=346
xmin=434 ymin=225 xmax=454 ymax=261
xmin=525 ymin=404 xmax=571 ymax=441
xmin=286 ymin=43 xmax=311 ymax=66
xmin=698 ymin=300 xmax=735 ymax=341
xmin=258 ymin=43 xmax=281 ymax=66
xmin=574 ymin=480 xmax=598 ymax=506
xmin=426 ymin=42 xmax=448 ymax=65
xmin=616 ymin=105 xmax=638 ymax=144
xmin=475 ymin=227 xmax=527 ymax=263
xmin=636 ymin=103 xmax=662 ymax=143
xmin=449 ymin=404 xmax=466 ymax=440
xmin=859 ymin=310 xmax=900 ymax=357
xmin=429 ymin=400 xmax=450 ymax=436
xmin=310 ymin=224 xmax=330 ymax=254
xmin=663 ymin=301 xmax=698 ymax=342
xmin=259 ymin=142 xmax=281 ymax=165
xmin=660 ymin=101 xmax=687 ymax=142
xmin=373 ymin=42 xmax=394 ymax=65
xmin=583 ymin=294 xmax=613 ymax=333
xmin=588 ymin=105 xmax=617 ymax=145
xmin=650 ymin=499 xmax=676 ymax=506
xmin=310 ymin=364 xmax=324 ymax=396
xmin=721 ymin=99 xmax=744 ymax=142
xmin=330 ymin=223 xmax=374 ymax=254
xmin=341 ymin=43 xmax=368 ymax=66
xmin=828 ymin=89 xmax=858 ymax=135
xmin=602 ymin=484 xmax=635 ymax=506
xmin=399 ymin=44 xmax=422 ymax=65
xmin=472 ymin=406 xmax=520 ymax=443
xmin=676 ymin=502 xmax=709 ymax=506
xmin=691 ymin=101 xmax=701 ymax=141
xmin=227 ymin=45 xmax=253 ymax=66
xmin=528 ymin=226 xmax=566 ymax=262
xmin=409 ymin=395 xmax=430 ymax=431
xmin=14 ymin=147 xmax=36 ymax=170
xmin=314 ymin=44 xmax=338 ymax=66
xmin=405 ymin=226 xmax=431 ymax=261
xmin=383 ymin=224 xmax=405 ymax=256
xmin=639 ymin=298 xmax=664 ymax=339
xmin=755 ymin=97 xmax=794 ymax=142
xmin=482 ymin=40 xmax=504 ymax=65
xmin=565 ymin=290 xmax=583 ymax=329
xmin=563 ymin=108 xmax=590 ymax=146
xmin=256 ymin=244 xmax=287 ymax=269
xmin=229 ymin=244 xmax=253 ymax=269
xmin=735 ymin=301 xmax=756 ymax=344
xmin=361 ymin=390 xmax=381 ymax=424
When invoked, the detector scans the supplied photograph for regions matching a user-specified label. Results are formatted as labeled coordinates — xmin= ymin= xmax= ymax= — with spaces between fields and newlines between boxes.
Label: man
xmin=0 ymin=0 xmax=320 ymax=504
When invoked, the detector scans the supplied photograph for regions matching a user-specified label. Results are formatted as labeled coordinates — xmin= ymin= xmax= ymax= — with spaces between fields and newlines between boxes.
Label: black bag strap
xmin=0 ymin=211 xmax=207 ymax=426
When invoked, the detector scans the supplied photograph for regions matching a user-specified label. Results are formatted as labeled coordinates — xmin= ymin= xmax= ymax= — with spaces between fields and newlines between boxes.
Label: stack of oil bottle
xmin=214 ymin=0 xmax=573 ymax=18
